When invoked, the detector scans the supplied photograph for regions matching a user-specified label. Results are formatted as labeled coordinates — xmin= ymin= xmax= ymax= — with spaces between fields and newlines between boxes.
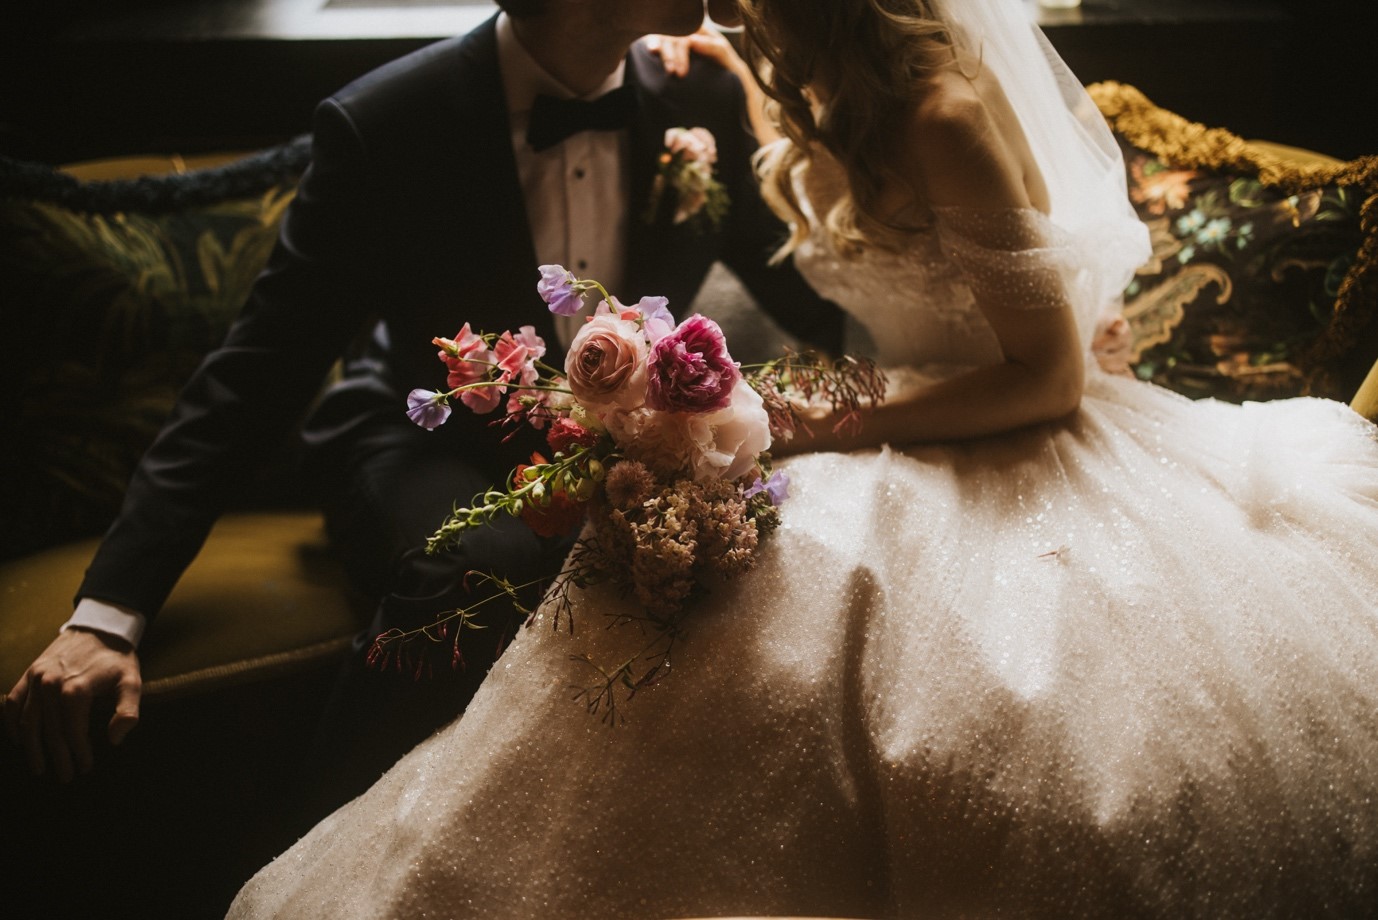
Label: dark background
xmin=0 ymin=0 xmax=1374 ymax=165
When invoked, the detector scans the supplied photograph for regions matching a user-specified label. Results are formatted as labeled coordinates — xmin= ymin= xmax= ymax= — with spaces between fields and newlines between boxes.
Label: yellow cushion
xmin=0 ymin=511 xmax=370 ymax=699
xmin=1352 ymin=358 xmax=1378 ymax=423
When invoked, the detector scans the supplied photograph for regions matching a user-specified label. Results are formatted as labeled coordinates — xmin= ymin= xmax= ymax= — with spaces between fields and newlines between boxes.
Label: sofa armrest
xmin=1351 ymin=357 xmax=1378 ymax=423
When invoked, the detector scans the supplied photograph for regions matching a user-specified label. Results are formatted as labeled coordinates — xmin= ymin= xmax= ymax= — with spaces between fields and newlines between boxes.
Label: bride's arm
xmin=644 ymin=26 xmax=779 ymax=146
xmin=776 ymin=92 xmax=1084 ymax=455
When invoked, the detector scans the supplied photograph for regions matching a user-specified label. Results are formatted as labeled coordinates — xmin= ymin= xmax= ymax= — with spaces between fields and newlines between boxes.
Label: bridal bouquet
xmin=375 ymin=265 xmax=885 ymax=718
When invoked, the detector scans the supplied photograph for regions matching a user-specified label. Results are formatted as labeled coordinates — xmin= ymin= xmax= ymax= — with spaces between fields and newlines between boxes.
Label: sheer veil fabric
xmin=931 ymin=0 xmax=1150 ymax=334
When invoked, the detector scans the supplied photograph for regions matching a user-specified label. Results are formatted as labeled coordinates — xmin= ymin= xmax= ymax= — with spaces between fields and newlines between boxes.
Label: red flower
xmin=546 ymin=417 xmax=600 ymax=454
xmin=515 ymin=456 xmax=587 ymax=538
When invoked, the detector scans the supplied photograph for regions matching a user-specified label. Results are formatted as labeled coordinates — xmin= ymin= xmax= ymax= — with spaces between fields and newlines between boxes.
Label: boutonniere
xmin=644 ymin=127 xmax=730 ymax=232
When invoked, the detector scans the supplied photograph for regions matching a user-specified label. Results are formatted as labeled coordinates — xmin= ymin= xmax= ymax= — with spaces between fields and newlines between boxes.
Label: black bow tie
xmin=526 ymin=85 xmax=637 ymax=153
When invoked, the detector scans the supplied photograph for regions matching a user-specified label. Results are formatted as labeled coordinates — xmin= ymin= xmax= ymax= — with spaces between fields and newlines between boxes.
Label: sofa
xmin=2 ymin=84 xmax=1376 ymax=919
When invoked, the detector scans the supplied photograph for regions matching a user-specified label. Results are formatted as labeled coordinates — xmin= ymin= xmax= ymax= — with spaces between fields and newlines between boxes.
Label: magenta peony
xmin=645 ymin=314 xmax=741 ymax=414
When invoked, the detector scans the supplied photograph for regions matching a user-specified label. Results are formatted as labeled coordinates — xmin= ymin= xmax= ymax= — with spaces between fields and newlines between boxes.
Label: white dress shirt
xmin=66 ymin=13 xmax=635 ymax=647
xmin=497 ymin=12 xmax=631 ymax=350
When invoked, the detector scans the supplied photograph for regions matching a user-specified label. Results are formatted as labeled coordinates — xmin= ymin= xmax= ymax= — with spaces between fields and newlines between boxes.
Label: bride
xmin=229 ymin=0 xmax=1378 ymax=917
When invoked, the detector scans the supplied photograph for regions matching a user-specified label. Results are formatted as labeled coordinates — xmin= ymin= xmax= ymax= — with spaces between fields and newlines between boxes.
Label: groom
xmin=5 ymin=0 xmax=843 ymax=784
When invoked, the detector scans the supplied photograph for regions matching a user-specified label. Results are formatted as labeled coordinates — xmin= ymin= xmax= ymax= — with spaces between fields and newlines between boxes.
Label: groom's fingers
xmin=3 ymin=675 xmax=24 ymax=745
xmin=61 ymin=687 xmax=95 ymax=776
xmin=38 ymin=678 xmax=75 ymax=783
xmin=109 ymin=676 xmax=141 ymax=747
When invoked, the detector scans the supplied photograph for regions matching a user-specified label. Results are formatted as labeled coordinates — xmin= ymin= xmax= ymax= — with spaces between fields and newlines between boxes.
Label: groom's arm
xmin=5 ymin=98 xmax=384 ymax=781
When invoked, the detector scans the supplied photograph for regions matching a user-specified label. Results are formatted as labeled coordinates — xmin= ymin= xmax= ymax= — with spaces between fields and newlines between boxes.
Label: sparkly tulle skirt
xmin=228 ymin=372 xmax=1378 ymax=919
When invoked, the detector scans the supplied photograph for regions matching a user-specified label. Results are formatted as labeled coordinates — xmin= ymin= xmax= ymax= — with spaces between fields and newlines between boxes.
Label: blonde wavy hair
xmin=738 ymin=0 xmax=961 ymax=257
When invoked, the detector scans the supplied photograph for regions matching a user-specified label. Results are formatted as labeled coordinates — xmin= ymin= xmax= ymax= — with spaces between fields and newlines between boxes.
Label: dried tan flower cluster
xmin=589 ymin=460 xmax=760 ymax=617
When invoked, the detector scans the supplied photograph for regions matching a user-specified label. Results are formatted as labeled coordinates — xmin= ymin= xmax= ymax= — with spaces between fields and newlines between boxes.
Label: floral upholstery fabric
xmin=0 ymin=140 xmax=310 ymax=559
xmin=1090 ymin=82 xmax=1378 ymax=404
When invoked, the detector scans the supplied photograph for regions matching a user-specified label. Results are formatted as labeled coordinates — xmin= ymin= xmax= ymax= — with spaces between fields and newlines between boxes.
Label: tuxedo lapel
xmin=623 ymin=54 xmax=707 ymax=313
xmin=621 ymin=49 xmax=735 ymax=320
xmin=440 ymin=19 xmax=558 ymax=351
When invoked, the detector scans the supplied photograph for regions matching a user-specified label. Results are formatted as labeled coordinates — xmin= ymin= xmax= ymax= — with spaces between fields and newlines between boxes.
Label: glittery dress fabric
xmin=228 ymin=173 xmax=1378 ymax=919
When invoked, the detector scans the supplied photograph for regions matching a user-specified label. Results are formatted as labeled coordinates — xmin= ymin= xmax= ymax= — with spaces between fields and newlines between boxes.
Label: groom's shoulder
xmin=327 ymin=17 xmax=498 ymax=127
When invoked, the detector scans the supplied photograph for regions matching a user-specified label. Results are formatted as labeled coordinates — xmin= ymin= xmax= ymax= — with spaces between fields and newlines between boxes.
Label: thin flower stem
xmin=442 ymin=379 xmax=573 ymax=400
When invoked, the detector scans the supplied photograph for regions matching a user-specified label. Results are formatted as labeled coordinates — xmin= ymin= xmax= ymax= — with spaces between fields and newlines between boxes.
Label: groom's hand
xmin=4 ymin=629 xmax=142 ymax=782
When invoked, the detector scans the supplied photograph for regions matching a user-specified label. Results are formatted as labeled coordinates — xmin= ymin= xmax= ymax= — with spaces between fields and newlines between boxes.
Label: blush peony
xmin=683 ymin=380 xmax=772 ymax=482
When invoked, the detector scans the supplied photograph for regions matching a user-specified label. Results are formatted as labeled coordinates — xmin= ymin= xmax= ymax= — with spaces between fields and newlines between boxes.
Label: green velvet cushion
xmin=0 ymin=140 xmax=311 ymax=559
xmin=0 ymin=511 xmax=368 ymax=697
xmin=1090 ymin=82 xmax=1378 ymax=403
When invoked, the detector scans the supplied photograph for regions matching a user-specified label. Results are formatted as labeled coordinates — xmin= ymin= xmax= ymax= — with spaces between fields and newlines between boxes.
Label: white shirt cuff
xmin=62 ymin=598 xmax=147 ymax=649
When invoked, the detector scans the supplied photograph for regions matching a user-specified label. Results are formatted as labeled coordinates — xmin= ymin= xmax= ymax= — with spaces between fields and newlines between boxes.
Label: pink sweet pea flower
xmin=460 ymin=384 xmax=503 ymax=414
xmin=434 ymin=324 xmax=494 ymax=390
xmin=494 ymin=330 xmax=535 ymax=382
xmin=510 ymin=324 xmax=547 ymax=362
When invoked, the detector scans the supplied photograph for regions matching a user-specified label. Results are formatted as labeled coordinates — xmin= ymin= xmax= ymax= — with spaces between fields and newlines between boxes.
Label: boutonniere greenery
xmin=645 ymin=126 xmax=730 ymax=232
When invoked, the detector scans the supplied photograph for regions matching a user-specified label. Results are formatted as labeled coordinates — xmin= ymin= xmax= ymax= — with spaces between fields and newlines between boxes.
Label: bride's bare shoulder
xmin=901 ymin=67 xmax=1041 ymax=211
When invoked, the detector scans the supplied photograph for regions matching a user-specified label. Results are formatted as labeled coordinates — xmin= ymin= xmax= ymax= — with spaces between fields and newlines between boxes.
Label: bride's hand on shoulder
xmin=644 ymin=25 xmax=746 ymax=80
xmin=644 ymin=24 xmax=778 ymax=145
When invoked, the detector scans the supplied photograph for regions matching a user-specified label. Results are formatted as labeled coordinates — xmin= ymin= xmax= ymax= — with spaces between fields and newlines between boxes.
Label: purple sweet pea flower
xmin=631 ymin=296 xmax=675 ymax=342
xmin=406 ymin=388 xmax=452 ymax=430
xmin=537 ymin=264 xmax=584 ymax=316
xmin=744 ymin=469 xmax=790 ymax=505
xmin=763 ymin=469 xmax=790 ymax=504
xmin=644 ymin=314 xmax=741 ymax=413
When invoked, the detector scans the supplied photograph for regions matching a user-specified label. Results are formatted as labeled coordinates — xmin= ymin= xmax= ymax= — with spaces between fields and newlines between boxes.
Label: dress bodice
xmin=791 ymin=154 xmax=1003 ymax=369
xmin=791 ymin=153 xmax=1146 ymax=371
xmin=795 ymin=216 xmax=1007 ymax=370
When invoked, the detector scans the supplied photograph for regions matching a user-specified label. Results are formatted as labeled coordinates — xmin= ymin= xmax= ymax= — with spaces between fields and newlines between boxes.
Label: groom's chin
xmin=706 ymin=0 xmax=743 ymax=28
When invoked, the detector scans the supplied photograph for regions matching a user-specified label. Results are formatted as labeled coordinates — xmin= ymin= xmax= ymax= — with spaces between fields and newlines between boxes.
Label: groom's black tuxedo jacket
xmin=77 ymin=15 xmax=844 ymax=618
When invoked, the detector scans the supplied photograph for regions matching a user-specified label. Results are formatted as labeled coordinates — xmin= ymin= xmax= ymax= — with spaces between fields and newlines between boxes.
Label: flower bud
xmin=587 ymin=459 xmax=605 ymax=481
xmin=574 ymin=477 xmax=596 ymax=502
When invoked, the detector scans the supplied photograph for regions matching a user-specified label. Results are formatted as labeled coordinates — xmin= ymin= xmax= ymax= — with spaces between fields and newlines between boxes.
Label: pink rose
xmin=683 ymin=380 xmax=772 ymax=482
xmin=665 ymin=127 xmax=717 ymax=165
xmin=565 ymin=313 xmax=649 ymax=411
xmin=645 ymin=314 xmax=740 ymax=414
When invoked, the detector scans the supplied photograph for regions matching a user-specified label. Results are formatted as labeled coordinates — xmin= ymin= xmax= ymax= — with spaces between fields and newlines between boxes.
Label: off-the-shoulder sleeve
xmin=930 ymin=206 xmax=1075 ymax=312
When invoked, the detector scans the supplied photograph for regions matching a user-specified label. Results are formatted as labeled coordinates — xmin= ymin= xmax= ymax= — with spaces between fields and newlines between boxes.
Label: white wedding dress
xmin=227 ymin=148 xmax=1378 ymax=918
